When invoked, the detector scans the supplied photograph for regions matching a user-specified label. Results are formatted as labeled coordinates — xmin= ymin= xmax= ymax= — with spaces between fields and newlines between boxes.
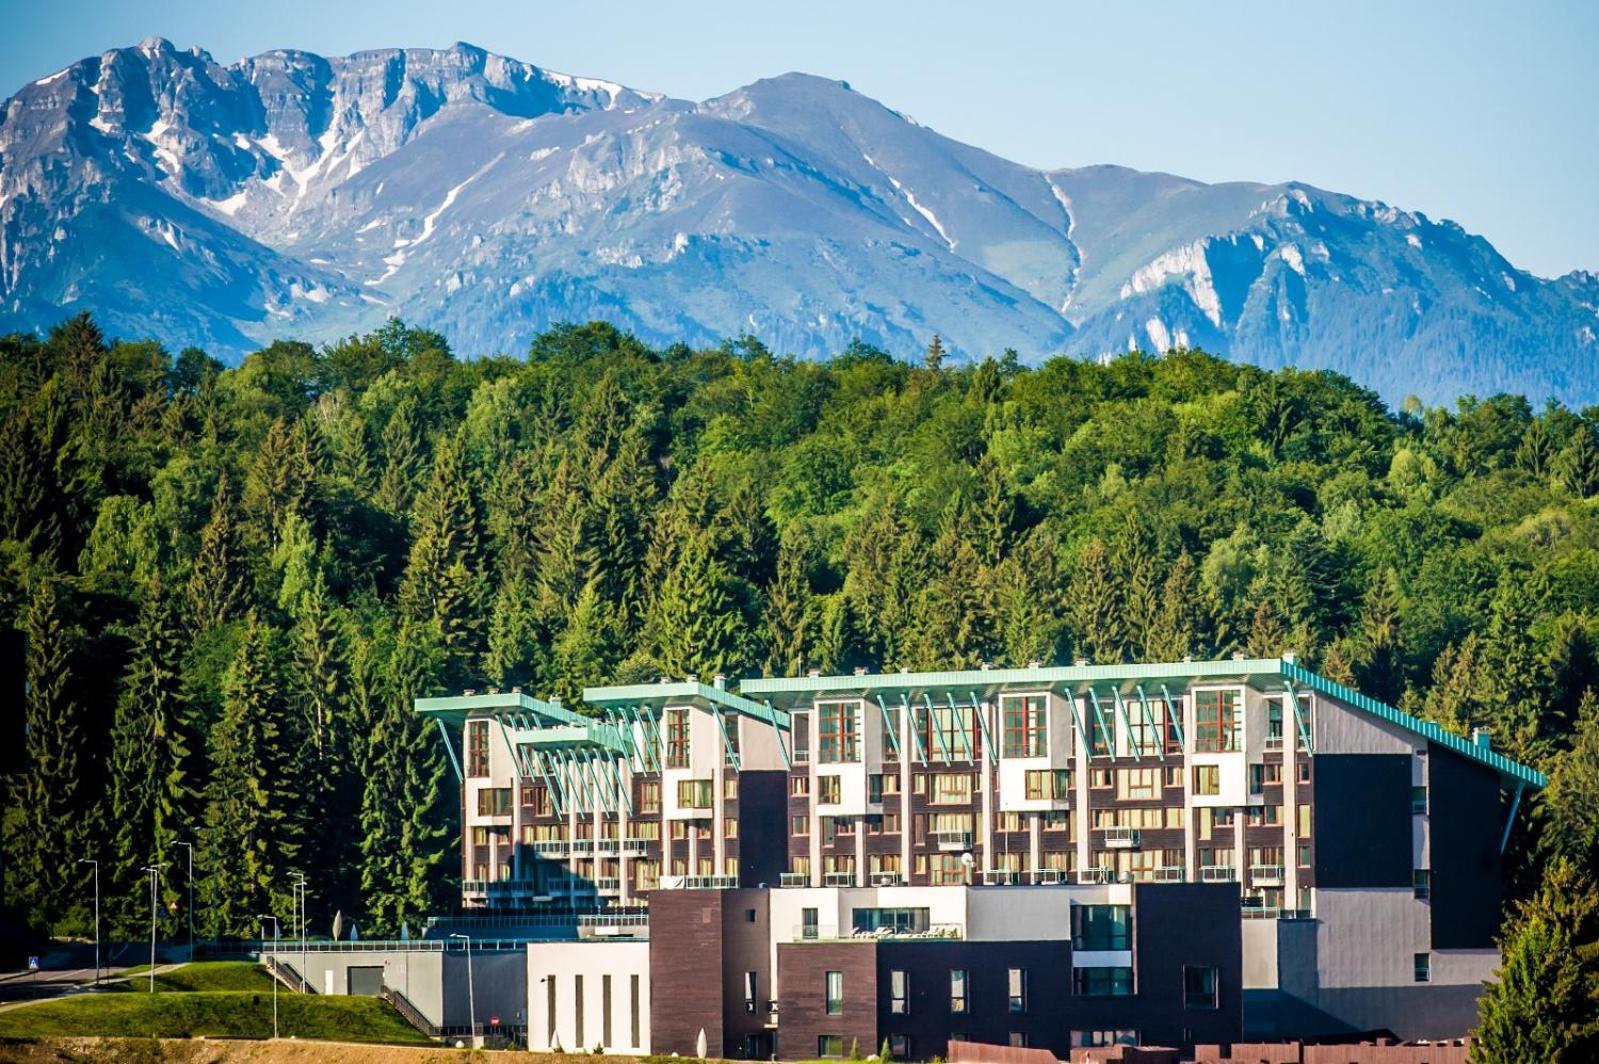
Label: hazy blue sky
xmin=6 ymin=0 xmax=1594 ymax=277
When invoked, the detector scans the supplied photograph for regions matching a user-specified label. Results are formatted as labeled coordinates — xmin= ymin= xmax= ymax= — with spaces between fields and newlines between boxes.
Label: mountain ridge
xmin=2 ymin=38 xmax=1595 ymax=404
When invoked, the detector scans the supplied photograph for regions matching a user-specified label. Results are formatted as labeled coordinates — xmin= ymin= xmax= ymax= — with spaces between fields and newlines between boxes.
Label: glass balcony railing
xmin=1249 ymin=864 xmax=1285 ymax=885
xmin=1200 ymin=865 xmax=1237 ymax=883
xmin=779 ymin=872 xmax=810 ymax=887
xmin=933 ymin=830 xmax=974 ymax=851
xmin=1153 ymin=865 xmax=1186 ymax=882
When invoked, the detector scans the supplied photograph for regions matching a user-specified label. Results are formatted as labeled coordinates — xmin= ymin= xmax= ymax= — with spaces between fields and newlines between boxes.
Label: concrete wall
xmin=528 ymin=941 xmax=651 ymax=1054
xmin=283 ymin=948 xmax=444 ymax=1024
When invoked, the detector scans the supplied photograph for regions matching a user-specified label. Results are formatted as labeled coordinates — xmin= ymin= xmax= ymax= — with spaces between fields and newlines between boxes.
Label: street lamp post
xmin=139 ymin=864 xmax=165 ymax=993
xmin=175 ymin=842 xmax=194 ymax=962
xmin=449 ymin=933 xmax=478 ymax=1048
xmin=291 ymin=872 xmax=308 ymax=993
xmin=257 ymin=915 xmax=279 ymax=1040
xmin=77 ymin=859 xmax=99 ymax=986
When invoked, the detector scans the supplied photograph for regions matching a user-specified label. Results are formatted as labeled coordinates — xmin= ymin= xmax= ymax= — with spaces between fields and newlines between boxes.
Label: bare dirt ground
xmin=0 ymin=1039 xmax=655 ymax=1064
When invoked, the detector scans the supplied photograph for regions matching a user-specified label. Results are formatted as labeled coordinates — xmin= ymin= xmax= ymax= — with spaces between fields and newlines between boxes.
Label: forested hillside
xmin=5 ymin=314 xmax=1599 ymax=991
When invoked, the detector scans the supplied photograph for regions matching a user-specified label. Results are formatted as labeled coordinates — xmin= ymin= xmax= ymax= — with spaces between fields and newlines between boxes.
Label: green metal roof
xmin=739 ymin=657 xmax=1546 ymax=791
xmin=413 ymin=690 xmax=586 ymax=726
xmin=583 ymin=680 xmax=790 ymax=730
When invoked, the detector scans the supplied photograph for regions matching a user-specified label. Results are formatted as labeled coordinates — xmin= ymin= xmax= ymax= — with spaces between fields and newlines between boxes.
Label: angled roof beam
xmin=946 ymin=693 xmax=975 ymax=761
xmin=1500 ymin=781 xmax=1525 ymax=855
xmin=969 ymin=691 xmax=998 ymax=765
xmin=1160 ymin=684 xmax=1187 ymax=749
xmin=1086 ymin=688 xmax=1113 ymax=758
xmin=1135 ymin=685 xmax=1164 ymax=762
xmin=765 ymin=700 xmax=793 ymax=770
xmin=1111 ymin=688 xmax=1139 ymax=757
xmin=1066 ymin=693 xmax=1091 ymax=760
xmin=901 ymin=694 xmax=929 ymax=765
xmin=923 ymin=693 xmax=953 ymax=763
xmin=875 ymin=696 xmax=903 ymax=761
xmin=714 ymin=710 xmax=743 ymax=773
xmin=531 ymin=748 xmax=565 ymax=819
xmin=434 ymin=718 xmax=463 ymax=785
xmin=1281 ymin=678 xmax=1314 ymax=754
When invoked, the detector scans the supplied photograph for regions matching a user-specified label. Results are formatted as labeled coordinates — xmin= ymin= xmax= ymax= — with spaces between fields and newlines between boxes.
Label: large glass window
xmin=1072 ymin=967 xmax=1134 ymax=996
xmin=1088 ymin=702 xmax=1115 ymax=757
xmin=949 ymin=969 xmax=968 ymax=1013
xmin=792 ymin=712 xmax=810 ymax=763
xmin=932 ymin=773 xmax=973 ymax=804
xmin=1025 ymin=769 xmax=1071 ymax=800
xmin=818 ymin=775 xmax=842 ymax=804
xmin=1073 ymin=904 xmax=1132 ymax=950
xmin=825 ymin=970 xmax=844 ymax=1014
xmin=665 ymin=708 xmax=691 ymax=769
xmin=1127 ymin=698 xmax=1164 ymax=756
xmin=1194 ymin=764 xmax=1221 ymax=796
xmin=890 ymin=970 xmax=909 ymax=1014
xmin=818 ymin=701 xmax=860 ymax=763
xmin=677 ymin=778 xmax=713 ymax=809
xmin=1194 ymin=688 xmax=1242 ymax=752
xmin=466 ymin=721 xmax=491 ymax=778
xmin=852 ymin=907 xmax=930 ymax=934
xmin=818 ymin=1035 xmax=845 ymax=1058
xmin=1007 ymin=968 xmax=1027 ymax=1013
xmin=476 ymin=787 xmax=511 ymax=816
xmin=1184 ymin=965 xmax=1218 ymax=1009
xmin=1002 ymin=694 xmax=1048 ymax=758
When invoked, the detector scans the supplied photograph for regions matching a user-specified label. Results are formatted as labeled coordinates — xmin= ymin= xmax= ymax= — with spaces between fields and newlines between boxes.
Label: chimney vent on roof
xmin=899 ymin=666 xmax=910 ymax=674
xmin=1282 ymin=650 xmax=1298 ymax=664
xmin=464 ymin=688 xmax=476 ymax=696
xmin=511 ymin=686 xmax=522 ymax=694
xmin=980 ymin=661 xmax=994 ymax=671
xmin=685 ymin=673 xmax=698 ymax=684
xmin=806 ymin=668 xmax=822 ymax=678
xmin=1231 ymin=651 xmax=1246 ymax=661
xmin=1473 ymin=727 xmax=1492 ymax=751
xmin=1027 ymin=660 xmax=1043 ymax=669
xmin=713 ymin=673 xmax=727 ymax=690
xmin=487 ymin=687 xmax=499 ymax=695
xmin=1074 ymin=657 xmax=1089 ymax=667
xmin=549 ymin=696 xmax=562 ymax=707
xmin=1183 ymin=655 xmax=1193 ymax=663
xmin=853 ymin=667 xmax=868 ymax=676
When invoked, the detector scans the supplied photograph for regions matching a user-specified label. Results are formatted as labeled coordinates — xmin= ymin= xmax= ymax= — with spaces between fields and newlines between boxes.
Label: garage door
xmin=347 ymin=966 xmax=384 ymax=996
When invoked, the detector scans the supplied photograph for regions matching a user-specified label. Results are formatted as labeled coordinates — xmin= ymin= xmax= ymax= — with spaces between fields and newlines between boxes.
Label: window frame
xmin=1000 ymin=693 xmax=1049 ymax=758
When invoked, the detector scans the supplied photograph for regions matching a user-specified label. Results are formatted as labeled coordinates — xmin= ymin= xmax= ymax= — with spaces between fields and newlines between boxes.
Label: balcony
xmin=1200 ymin=865 xmax=1237 ymax=883
xmin=933 ymin=830 xmax=974 ymax=851
xmin=1249 ymin=864 xmax=1285 ymax=886
xmin=577 ymin=913 xmax=649 ymax=938
xmin=596 ymin=839 xmax=620 ymax=854
xmin=869 ymin=872 xmax=906 ymax=886
xmin=675 ymin=874 xmax=738 ymax=890
xmin=620 ymin=838 xmax=653 ymax=855
xmin=1153 ymin=865 xmax=1186 ymax=882
xmin=596 ymin=877 xmax=621 ymax=893
xmin=1098 ymin=827 xmax=1142 ymax=850
xmin=569 ymin=838 xmax=596 ymax=853
xmin=793 ymin=923 xmax=963 ymax=942
xmin=1030 ymin=868 xmax=1066 ymax=885
xmin=531 ymin=840 xmax=570 ymax=856
xmin=823 ymin=871 xmax=858 ymax=887
xmin=1076 ymin=868 xmax=1115 ymax=885
xmin=981 ymin=869 xmax=1020 ymax=886
xmin=779 ymin=872 xmax=810 ymax=888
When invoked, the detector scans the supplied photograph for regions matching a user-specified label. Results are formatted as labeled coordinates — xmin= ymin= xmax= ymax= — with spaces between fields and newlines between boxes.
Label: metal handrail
xmin=779 ymin=872 xmax=810 ymax=887
xmin=382 ymin=984 xmax=441 ymax=1038
xmin=1199 ymin=865 xmax=1237 ymax=882
xmin=823 ymin=871 xmax=857 ymax=886
xmin=1153 ymin=865 xmax=1186 ymax=882
xmin=1076 ymin=868 xmax=1114 ymax=885
xmin=933 ymin=830 xmax=973 ymax=850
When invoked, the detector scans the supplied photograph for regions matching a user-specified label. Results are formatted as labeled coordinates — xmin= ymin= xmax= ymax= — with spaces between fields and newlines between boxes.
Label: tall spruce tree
xmin=200 ymin=614 xmax=291 ymax=936
xmin=107 ymin=581 xmax=191 ymax=934
xmin=1068 ymin=538 xmax=1124 ymax=663
xmin=186 ymin=471 xmax=249 ymax=632
xmin=7 ymin=574 xmax=87 ymax=929
xmin=398 ymin=430 xmax=485 ymax=683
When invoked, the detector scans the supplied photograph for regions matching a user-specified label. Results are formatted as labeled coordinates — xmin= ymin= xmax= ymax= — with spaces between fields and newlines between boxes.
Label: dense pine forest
xmin=4 ymin=313 xmax=1599 ymax=1048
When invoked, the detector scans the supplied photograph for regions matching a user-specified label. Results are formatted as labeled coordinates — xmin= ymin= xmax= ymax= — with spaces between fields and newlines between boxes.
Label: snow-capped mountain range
xmin=2 ymin=38 xmax=1595 ymax=403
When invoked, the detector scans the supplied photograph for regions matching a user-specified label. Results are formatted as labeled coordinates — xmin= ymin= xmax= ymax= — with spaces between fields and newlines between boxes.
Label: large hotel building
xmin=391 ymin=655 xmax=1541 ymax=1057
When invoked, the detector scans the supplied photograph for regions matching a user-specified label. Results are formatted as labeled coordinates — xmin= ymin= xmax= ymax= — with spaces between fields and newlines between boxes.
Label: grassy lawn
xmin=106 ymin=962 xmax=277 ymax=993
xmin=0 ymin=989 xmax=432 ymax=1044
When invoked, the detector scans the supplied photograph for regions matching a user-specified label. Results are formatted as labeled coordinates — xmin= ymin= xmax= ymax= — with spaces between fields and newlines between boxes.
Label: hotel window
xmin=1298 ymin=842 xmax=1312 ymax=867
xmin=1025 ymin=769 xmax=1071 ymax=800
xmin=1127 ymin=698 xmax=1164 ymax=756
xmin=1073 ymin=967 xmax=1134 ymax=996
xmin=867 ymin=772 xmax=899 ymax=803
xmin=1194 ymin=688 xmax=1242 ymax=752
xmin=1088 ymin=703 xmax=1115 ymax=757
xmin=724 ymin=776 xmax=739 ymax=800
xmin=932 ymin=772 xmax=972 ymax=804
xmin=637 ymin=779 xmax=661 ymax=813
xmin=665 ymin=708 xmax=691 ymax=769
xmin=477 ymin=788 xmax=511 ymax=816
xmin=949 ymin=969 xmax=968 ymax=1013
xmin=725 ymin=817 xmax=739 ymax=838
xmin=721 ymin=712 xmax=741 ymax=767
xmin=825 ymin=970 xmax=844 ymax=1015
xmin=670 ymin=821 xmax=689 ymax=841
xmin=1165 ymin=765 xmax=1183 ymax=788
xmin=793 ymin=712 xmax=810 ymax=762
xmin=818 ymin=1035 xmax=845 ymax=1058
xmin=1298 ymin=804 xmax=1312 ymax=836
xmin=1249 ymin=764 xmax=1265 ymax=794
xmin=743 ymin=971 xmax=758 ymax=1014
xmin=1008 ymin=968 xmax=1027 ymax=1013
xmin=998 ymin=811 xmax=1023 ymax=832
xmin=1001 ymin=694 xmax=1048 ymax=757
xmin=1117 ymin=768 xmax=1159 ymax=800
xmin=1044 ymin=810 xmax=1070 ymax=832
xmin=631 ymin=975 xmax=641 ymax=1047
xmin=547 ymin=975 xmax=558 ymax=1043
xmin=677 ymin=778 xmax=713 ymax=809
xmin=575 ymin=974 xmax=585 ymax=1047
xmin=1194 ymin=765 xmax=1221 ymax=796
xmin=1183 ymin=965 xmax=1219 ymax=1010
xmin=1165 ymin=807 xmax=1186 ymax=829
xmin=1414 ymin=953 xmax=1431 ymax=983
xmin=1073 ymin=1031 xmax=1139 ymax=1049
xmin=1412 ymin=785 xmax=1429 ymax=814
xmin=792 ymin=814 xmax=810 ymax=836
xmin=467 ymin=721 xmax=490 ymax=778
xmin=790 ymin=775 xmax=810 ymax=797
xmin=1266 ymin=698 xmax=1284 ymax=749
xmin=1414 ymin=869 xmax=1431 ymax=900
xmin=1298 ymin=761 xmax=1311 ymax=783
xmin=818 ymin=775 xmax=842 ymax=804
xmin=884 ymin=811 xmax=901 ymax=833
xmin=1090 ymin=768 xmax=1114 ymax=789
xmin=818 ymin=701 xmax=861 ymax=763
xmin=931 ymin=853 xmax=966 ymax=885
xmin=603 ymin=974 xmax=613 ymax=1046
xmin=1073 ymin=904 xmax=1132 ymax=950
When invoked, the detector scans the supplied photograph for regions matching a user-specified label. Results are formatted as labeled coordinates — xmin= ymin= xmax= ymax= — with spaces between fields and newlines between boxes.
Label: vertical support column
xmin=1073 ymin=694 xmax=1092 ymax=878
xmin=979 ymin=699 xmax=994 ymax=875
xmin=713 ymin=714 xmax=727 ymax=879
xmin=900 ymin=702 xmax=914 ymax=885
xmin=1029 ymin=812 xmax=1042 ymax=881
xmin=1282 ymin=693 xmax=1299 ymax=910
xmin=1181 ymin=692 xmax=1197 ymax=882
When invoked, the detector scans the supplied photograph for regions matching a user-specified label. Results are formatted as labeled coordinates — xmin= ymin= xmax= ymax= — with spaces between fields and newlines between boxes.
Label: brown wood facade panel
xmin=648 ymin=890 xmax=726 ymax=1056
xmin=776 ymin=940 xmax=878 ymax=1061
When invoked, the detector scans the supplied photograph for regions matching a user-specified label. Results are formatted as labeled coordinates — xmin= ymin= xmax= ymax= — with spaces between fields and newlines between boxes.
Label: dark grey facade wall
xmin=737 ymin=770 xmax=790 ymax=888
xmin=874 ymin=940 xmax=1072 ymax=1059
xmin=1312 ymin=754 xmax=1412 ymax=889
xmin=443 ymin=950 xmax=528 ymax=1034
xmin=777 ymin=940 xmax=878 ymax=1060
xmin=1427 ymin=746 xmax=1503 ymax=950
xmin=1132 ymin=883 xmax=1244 ymax=1046
xmin=722 ymin=888 xmax=776 ymax=1057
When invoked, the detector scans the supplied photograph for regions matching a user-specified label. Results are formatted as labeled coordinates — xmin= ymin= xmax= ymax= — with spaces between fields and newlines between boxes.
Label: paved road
xmin=0 ymin=950 xmax=186 ymax=1010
